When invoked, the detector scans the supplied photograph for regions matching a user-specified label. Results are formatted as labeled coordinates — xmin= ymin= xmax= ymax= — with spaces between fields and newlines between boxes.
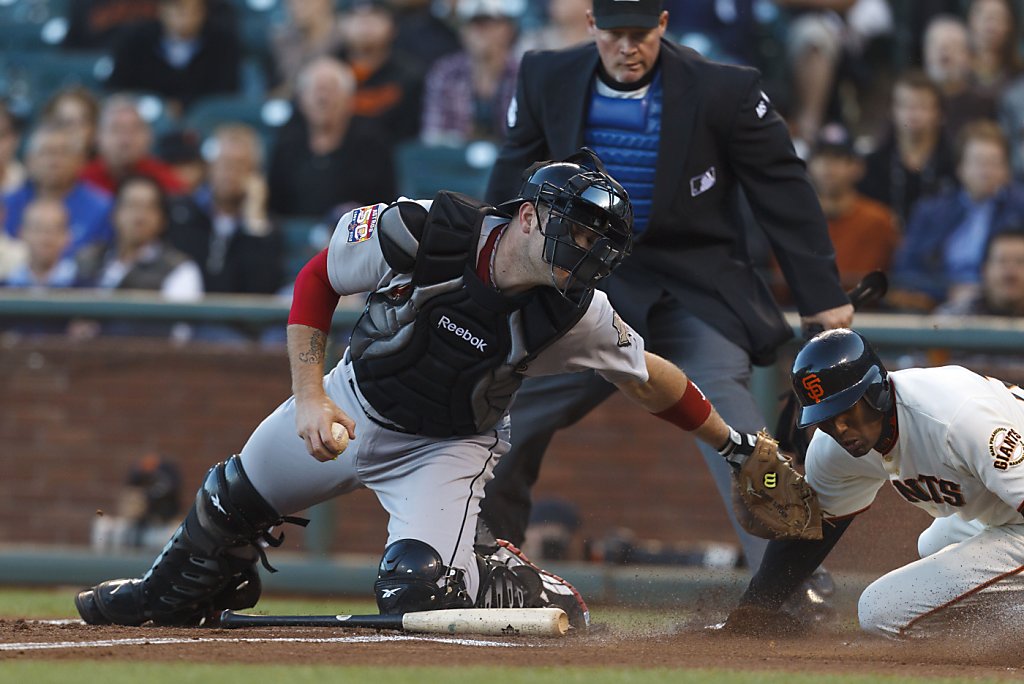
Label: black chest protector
xmin=349 ymin=191 xmax=592 ymax=437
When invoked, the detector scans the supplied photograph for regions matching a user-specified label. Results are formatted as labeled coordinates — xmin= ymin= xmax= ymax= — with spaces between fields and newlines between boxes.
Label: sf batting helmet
xmin=791 ymin=328 xmax=892 ymax=428
xmin=500 ymin=148 xmax=633 ymax=305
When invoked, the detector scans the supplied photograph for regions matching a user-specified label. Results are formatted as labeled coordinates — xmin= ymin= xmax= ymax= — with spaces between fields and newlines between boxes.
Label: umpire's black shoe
xmin=76 ymin=579 xmax=147 ymax=626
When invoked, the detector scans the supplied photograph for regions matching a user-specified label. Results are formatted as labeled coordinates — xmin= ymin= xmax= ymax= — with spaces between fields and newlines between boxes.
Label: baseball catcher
xmin=73 ymin=149 xmax=782 ymax=632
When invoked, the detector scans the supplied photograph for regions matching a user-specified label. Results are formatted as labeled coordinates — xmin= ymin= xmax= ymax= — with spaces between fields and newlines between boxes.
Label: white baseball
xmin=331 ymin=422 xmax=350 ymax=454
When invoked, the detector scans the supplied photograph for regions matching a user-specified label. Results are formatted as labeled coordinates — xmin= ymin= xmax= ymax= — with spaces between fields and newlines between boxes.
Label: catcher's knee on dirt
xmin=75 ymin=455 xmax=301 ymax=626
xmin=374 ymin=539 xmax=473 ymax=614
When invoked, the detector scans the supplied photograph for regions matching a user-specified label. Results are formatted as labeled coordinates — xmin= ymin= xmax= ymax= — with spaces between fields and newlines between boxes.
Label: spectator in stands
xmin=389 ymin=0 xmax=461 ymax=71
xmin=923 ymin=15 xmax=997 ymax=145
xmin=40 ymin=87 xmax=102 ymax=162
xmin=858 ymin=70 xmax=958 ymax=226
xmin=2 ymin=199 xmax=81 ymax=289
xmin=934 ymin=229 xmax=1024 ymax=316
xmin=890 ymin=120 xmax=1024 ymax=311
xmin=72 ymin=176 xmax=202 ymax=340
xmin=78 ymin=174 xmax=202 ymax=299
xmin=82 ymin=96 xmax=186 ymax=196
xmin=0 ymin=102 xmax=25 ymax=194
xmin=268 ymin=0 xmax=346 ymax=99
xmin=0 ymin=205 xmax=27 ymax=282
xmin=902 ymin=1 xmax=970 ymax=70
xmin=521 ymin=498 xmax=585 ymax=562
xmin=4 ymin=123 xmax=113 ymax=257
xmin=167 ymin=124 xmax=284 ymax=294
xmin=91 ymin=453 xmax=183 ymax=551
xmin=517 ymin=0 xmax=592 ymax=56
xmin=106 ymin=0 xmax=242 ymax=117
xmin=420 ymin=0 xmax=522 ymax=145
xmin=156 ymin=129 xmax=206 ymax=194
xmin=62 ymin=0 xmax=160 ymax=50
xmin=338 ymin=0 xmax=425 ymax=142
xmin=268 ymin=57 xmax=396 ymax=217
xmin=786 ymin=123 xmax=900 ymax=296
xmin=662 ymin=0 xmax=763 ymax=66
xmin=966 ymin=0 xmax=1020 ymax=98
xmin=772 ymin=1 xmax=857 ymax=146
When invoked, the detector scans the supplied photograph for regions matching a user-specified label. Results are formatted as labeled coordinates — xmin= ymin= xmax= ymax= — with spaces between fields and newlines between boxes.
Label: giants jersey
xmin=325 ymin=201 xmax=649 ymax=387
xmin=806 ymin=366 xmax=1024 ymax=527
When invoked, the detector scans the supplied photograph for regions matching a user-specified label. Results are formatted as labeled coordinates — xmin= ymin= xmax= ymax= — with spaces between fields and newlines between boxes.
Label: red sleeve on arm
xmin=653 ymin=379 xmax=712 ymax=431
xmin=288 ymin=249 xmax=341 ymax=333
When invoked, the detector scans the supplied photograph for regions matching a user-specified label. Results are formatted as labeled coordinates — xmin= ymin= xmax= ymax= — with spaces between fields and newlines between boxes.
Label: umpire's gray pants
xmin=481 ymin=297 xmax=769 ymax=570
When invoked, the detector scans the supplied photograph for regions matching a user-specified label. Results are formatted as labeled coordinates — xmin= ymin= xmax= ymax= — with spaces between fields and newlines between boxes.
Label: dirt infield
xmin=3 ymin=615 xmax=1021 ymax=680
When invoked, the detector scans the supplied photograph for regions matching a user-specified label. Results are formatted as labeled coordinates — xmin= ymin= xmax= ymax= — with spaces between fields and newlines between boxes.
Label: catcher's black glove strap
xmin=717 ymin=427 xmax=757 ymax=469
xmin=741 ymin=517 xmax=853 ymax=609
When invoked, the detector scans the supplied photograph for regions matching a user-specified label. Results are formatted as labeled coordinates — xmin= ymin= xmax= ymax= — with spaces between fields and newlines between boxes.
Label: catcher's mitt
xmin=731 ymin=431 xmax=822 ymax=540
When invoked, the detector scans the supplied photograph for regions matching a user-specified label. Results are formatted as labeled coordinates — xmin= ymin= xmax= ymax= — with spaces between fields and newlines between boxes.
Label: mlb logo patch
xmin=347 ymin=205 xmax=379 ymax=243
xmin=690 ymin=167 xmax=716 ymax=197
xmin=755 ymin=90 xmax=770 ymax=119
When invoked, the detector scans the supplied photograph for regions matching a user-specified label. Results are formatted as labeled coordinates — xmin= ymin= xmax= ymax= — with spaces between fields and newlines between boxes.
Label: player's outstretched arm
xmin=614 ymin=351 xmax=734 ymax=452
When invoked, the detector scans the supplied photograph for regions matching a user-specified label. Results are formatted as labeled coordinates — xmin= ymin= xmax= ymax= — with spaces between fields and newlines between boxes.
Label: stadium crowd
xmin=1 ymin=0 xmax=1024 ymax=334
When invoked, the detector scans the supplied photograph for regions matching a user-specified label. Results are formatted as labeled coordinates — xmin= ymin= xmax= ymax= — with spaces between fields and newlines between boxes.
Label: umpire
xmin=482 ymin=0 xmax=853 ymax=574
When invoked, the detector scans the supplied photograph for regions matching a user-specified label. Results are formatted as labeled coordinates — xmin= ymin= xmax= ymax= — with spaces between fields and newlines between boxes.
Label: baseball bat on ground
xmin=215 ymin=607 xmax=570 ymax=637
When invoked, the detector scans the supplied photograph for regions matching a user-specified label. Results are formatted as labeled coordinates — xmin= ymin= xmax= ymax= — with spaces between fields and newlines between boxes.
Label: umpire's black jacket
xmin=485 ymin=40 xmax=848 ymax=364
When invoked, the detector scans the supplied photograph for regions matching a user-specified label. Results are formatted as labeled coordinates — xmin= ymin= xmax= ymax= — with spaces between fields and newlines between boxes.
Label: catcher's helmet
xmin=791 ymin=328 xmax=892 ymax=428
xmin=501 ymin=148 xmax=633 ymax=305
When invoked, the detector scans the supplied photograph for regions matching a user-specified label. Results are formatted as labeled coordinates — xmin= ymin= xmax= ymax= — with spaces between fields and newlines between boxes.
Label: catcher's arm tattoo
xmin=298 ymin=329 xmax=326 ymax=365
xmin=287 ymin=324 xmax=330 ymax=399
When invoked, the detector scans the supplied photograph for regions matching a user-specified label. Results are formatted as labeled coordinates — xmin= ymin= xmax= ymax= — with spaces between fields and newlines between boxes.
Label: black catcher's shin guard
xmin=75 ymin=455 xmax=306 ymax=626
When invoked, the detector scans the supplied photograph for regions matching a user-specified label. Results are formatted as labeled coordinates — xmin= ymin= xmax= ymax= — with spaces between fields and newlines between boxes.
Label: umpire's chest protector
xmin=349 ymin=191 xmax=591 ymax=437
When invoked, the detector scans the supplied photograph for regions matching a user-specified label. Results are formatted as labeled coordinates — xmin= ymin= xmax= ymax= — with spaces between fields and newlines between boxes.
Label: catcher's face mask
xmin=501 ymin=150 xmax=634 ymax=306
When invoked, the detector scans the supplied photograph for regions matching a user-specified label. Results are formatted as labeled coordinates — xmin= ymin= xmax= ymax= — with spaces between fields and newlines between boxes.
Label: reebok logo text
xmin=438 ymin=315 xmax=487 ymax=351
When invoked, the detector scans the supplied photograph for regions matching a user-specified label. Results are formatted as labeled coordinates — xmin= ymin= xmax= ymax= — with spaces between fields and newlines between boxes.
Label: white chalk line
xmin=3 ymin=623 xmax=523 ymax=651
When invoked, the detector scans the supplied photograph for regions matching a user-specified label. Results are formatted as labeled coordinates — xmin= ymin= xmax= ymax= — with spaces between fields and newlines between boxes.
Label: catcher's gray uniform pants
xmin=481 ymin=297 xmax=769 ymax=570
xmin=240 ymin=354 xmax=510 ymax=600
xmin=858 ymin=516 xmax=1024 ymax=638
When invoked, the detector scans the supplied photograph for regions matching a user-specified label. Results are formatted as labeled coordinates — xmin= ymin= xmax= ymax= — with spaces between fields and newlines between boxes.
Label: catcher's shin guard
xmin=75 ymin=455 xmax=305 ymax=626
xmin=475 ymin=539 xmax=589 ymax=629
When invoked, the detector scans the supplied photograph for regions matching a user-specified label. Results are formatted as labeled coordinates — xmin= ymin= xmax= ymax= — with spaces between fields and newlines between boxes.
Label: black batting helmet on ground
xmin=791 ymin=328 xmax=892 ymax=428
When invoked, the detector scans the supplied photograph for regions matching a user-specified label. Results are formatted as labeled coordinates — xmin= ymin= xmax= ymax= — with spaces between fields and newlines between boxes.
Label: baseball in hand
xmin=331 ymin=422 xmax=350 ymax=454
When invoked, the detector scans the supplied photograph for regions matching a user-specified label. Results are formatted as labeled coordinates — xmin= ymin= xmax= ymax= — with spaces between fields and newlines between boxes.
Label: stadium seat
xmin=0 ymin=52 xmax=109 ymax=121
xmin=394 ymin=141 xmax=497 ymax=200
xmin=183 ymin=94 xmax=294 ymax=158
xmin=279 ymin=216 xmax=327 ymax=280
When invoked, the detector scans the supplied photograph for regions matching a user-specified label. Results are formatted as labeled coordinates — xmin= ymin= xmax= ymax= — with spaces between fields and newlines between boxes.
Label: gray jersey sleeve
xmin=523 ymin=290 xmax=649 ymax=385
xmin=326 ymin=203 xmax=397 ymax=295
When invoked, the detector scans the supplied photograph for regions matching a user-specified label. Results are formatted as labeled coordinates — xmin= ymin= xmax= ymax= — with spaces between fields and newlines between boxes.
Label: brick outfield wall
xmin=0 ymin=337 xmax=931 ymax=576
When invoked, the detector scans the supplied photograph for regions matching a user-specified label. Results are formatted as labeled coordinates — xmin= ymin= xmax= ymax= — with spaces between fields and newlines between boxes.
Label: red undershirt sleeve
xmin=287 ymin=249 xmax=340 ymax=333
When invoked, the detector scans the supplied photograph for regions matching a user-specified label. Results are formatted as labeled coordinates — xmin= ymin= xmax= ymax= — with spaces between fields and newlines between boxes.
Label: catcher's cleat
xmin=75 ymin=456 xmax=302 ymax=627
xmin=476 ymin=538 xmax=590 ymax=630
xmin=75 ymin=579 xmax=146 ymax=626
